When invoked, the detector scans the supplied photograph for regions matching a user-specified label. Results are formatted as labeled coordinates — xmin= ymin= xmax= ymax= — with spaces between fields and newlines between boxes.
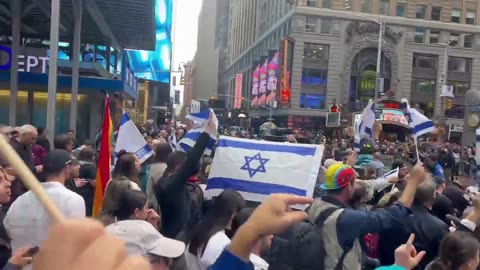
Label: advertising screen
xmin=127 ymin=0 xmax=172 ymax=83
xmin=266 ymin=50 xmax=279 ymax=106
xmin=258 ymin=56 xmax=268 ymax=106
xmin=251 ymin=61 xmax=260 ymax=108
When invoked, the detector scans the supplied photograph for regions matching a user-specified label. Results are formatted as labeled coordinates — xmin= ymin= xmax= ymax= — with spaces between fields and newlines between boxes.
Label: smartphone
xmin=24 ymin=246 xmax=39 ymax=257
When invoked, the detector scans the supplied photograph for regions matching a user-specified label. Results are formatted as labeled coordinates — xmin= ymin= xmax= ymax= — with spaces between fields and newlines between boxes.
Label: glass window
xmin=464 ymin=34 xmax=474 ymax=48
xmin=413 ymin=54 xmax=437 ymax=69
xmin=305 ymin=16 xmax=316 ymax=33
xmin=306 ymin=0 xmax=317 ymax=7
xmin=320 ymin=18 xmax=332 ymax=34
xmin=379 ymin=0 xmax=390 ymax=15
xmin=304 ymin=43 xmax=329 ymax=60
xmin=300 ymin=93 xmax=326 ymax=109
xmin=416 ymin=5 xmax=427 ymax=19
xmin=448 ymin=57 xmax=472 ymax=72
xmin=415 ymin=27 xmax=425 ymax=43
xmin=412 ymin=78 xmax=436 ymax=93
xmin=467 ymin=10 xmax=476 ymax=25
xmin=302 ymin=68 xmax=328 ymax=86
xmin=343 ymin=0 xmax=352 ymax=10
xmin=431 ymin=7 xmax=442 ymax=21
xmin=396 ymin=1 xmax=406 ymax=17
xmin=361 ymin=0 xmax=371 ymax=13
xmin=447 ymin=81 xmax=470 ymax=95
xmin=451 ymin=9 xmax=461 ymax=23
xmin=429 ymin=30 xmax=440 ymax=44
xmin=322 ymin=0 xmax=332 ymax=8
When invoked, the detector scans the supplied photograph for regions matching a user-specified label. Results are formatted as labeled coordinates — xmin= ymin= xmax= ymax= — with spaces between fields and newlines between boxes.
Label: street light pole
xmin=375 ymin=22 xmax=384 ymax=100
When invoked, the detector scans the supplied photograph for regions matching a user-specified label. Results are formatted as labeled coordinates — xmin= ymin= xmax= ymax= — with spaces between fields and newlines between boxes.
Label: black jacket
xmin=378 ymin=204 xmax=448 ymax=270
xmin=65 ymin=161 xmax=96 ymax=216
xmin=154 ymin=132 xmax=210 ymax=239
xmin=443 ymin=182 xmax=469 ymax=217
xmin=431 ymin=192 xmax=455 ymax=224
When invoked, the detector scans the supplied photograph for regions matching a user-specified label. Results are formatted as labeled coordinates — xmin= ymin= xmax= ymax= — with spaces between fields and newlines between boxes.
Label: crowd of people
xmin=0 ymin=117 xmax=479 ymax=270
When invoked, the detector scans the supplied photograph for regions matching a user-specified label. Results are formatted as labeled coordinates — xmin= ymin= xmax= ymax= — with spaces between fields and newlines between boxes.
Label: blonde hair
xmin=19 ymin=124 xmax=37 ymax=135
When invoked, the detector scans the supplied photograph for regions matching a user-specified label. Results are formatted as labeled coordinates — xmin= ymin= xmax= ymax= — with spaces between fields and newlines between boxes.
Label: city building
xmin=183 ymin=61 xmax=194 ymax=109
xmin=224 ymin=0 xmax=480 ymax=135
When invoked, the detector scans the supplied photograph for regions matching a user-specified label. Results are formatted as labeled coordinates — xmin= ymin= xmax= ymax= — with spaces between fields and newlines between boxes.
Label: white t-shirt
xmin=186 ymin=230 xmax=231 ymax=270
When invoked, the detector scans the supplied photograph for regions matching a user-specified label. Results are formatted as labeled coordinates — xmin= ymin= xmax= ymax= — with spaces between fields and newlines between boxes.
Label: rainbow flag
xmin=92 ymin=95 xmax=113 ymax=217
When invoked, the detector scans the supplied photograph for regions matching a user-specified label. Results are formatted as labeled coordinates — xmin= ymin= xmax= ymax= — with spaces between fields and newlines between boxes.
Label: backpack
xmin=267 ymin=207 xmax=350 ymax=270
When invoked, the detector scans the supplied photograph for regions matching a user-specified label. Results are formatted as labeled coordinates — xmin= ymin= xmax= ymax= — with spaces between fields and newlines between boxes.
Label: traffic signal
xmin=445 ymin=98 xmax=453 ymax=110
xmin=329 ymin=104 xmax=339 ymax=113
xmin=180 ymin=74 xmax=185 ymax=85
xmin=281 ymin=89 xmax=290 ymax=102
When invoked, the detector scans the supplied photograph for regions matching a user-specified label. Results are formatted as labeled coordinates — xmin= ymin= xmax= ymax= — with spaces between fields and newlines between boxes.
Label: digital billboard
xmin=127 ymin=0 xmax=173 ymax=83
xmin=251 ymin=61 xmax=260 ymax=108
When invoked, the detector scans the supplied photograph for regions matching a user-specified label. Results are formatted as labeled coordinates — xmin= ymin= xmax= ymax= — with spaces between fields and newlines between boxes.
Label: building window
xmin=464 ymin=34 xmax=474 ymax=48
xmin=451 ymin=9 xmax=461 ymax=23
xmin=416 ymin=5 xmax=427 ymax=19
xmin=412 ymin=78 xmax=436 ymax=93
xmin=322 ymin=0 xmax=332 ymax=8
xmin=413 ymin=54 xmax=437 ymax=69
xmin=304 ymin=43 xmax=329 ymax=60
xmin=396 ymin=1 xmax=406 ymax=17
xmin=379 ymin=0 xmax=390 ymax=15
xmin=306 ymin=0 xmax=317 ymax=7
xmin=466 ymin=10 xmax=476 ymax=25
xmin=361 ymin=0 xmax=371 ymax=13
xmin=320 ymin=18 xmax=332 ymax=34
xmin=448 ymin=57 xmax=472 ymax=73
xmin=447 ymin=81 xmax=470 ymax=96
xmin=305 ymin=16 xmax=316 ymax=33
xmin=343 ymin=0 xmax=352 ymax=10
xmin=415 ymin=28 xmax=425 ymax=43
xmin=302 ymin=68 xmax=328 ymax=86
xmin=449 ymin=33 xmax=460 ymax=45
xmin=300 ymin=93 xmax=326 ymax=109
xmin=431 ymin=7 xmax=442 ymax=21
xmin=429 ymin=30 xmax=440 ymax=44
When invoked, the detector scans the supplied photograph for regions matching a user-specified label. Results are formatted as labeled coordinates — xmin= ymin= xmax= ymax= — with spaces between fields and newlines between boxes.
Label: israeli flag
xmin=205 ymin=136 xmax=323 ymax=204
xmin=401 ymin=99 xmax=434 ymax=137
xmin=115 ymin=111 xmax=153 ymax=163
xmin=178 ymin=109 xmax=218 ymax=155
xmin=354 ymin=99 xmax=376 ymax=152
xmin=168 ymin=131 xmax=177 ymax=151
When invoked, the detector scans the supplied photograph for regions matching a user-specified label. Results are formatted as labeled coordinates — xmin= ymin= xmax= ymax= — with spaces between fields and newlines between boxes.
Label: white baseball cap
xmin=106 ymin=220 xmax=185 ymax=258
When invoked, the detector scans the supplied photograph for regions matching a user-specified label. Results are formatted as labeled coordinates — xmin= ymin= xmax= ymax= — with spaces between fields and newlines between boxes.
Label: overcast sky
xmin=172 ymin=0 xmax=203 ymax=70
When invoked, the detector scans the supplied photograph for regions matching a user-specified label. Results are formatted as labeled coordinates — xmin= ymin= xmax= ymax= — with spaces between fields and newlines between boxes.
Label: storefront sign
xmin=0 ymin=45 xmax=49 ymax=73
xmin=234 ymin=74 xmax=243 ymax=109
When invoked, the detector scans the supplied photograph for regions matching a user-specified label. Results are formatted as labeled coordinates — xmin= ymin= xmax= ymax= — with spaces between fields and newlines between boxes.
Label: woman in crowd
xmin=185 ymin=189 xmax=245 ymax=270
xmin=98 ymin=176 xmax=138 ymax=226
xmin=146 ymin=143 xmax=172 ymax=212
xmin=112 ymin=150 xmax=141 ymax=190
xmin=426 ymin=232 xmax=479 ymax=270
xmin=111 ymin=189 xmax=160 ymax=230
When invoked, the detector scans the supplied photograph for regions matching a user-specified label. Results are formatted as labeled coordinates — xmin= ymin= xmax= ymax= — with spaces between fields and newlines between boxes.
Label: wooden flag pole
xmin=0 ymin=134 xmax=64 ymax=223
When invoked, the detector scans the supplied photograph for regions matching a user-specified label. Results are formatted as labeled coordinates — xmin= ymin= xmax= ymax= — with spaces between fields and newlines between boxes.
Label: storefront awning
xmin=0 ymin=71 xmax=138 ymax=99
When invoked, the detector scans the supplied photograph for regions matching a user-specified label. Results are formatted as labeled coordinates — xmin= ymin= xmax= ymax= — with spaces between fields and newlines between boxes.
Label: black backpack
xmin=267 ymin=207 xmax=351 ymax=270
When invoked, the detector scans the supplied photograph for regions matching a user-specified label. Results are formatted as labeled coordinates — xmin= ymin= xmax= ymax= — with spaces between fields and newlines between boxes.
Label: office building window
xmin=322 ymin=0 xmax=332 ymax=8
xmin=300 ymin=93 xmax=326 ymax=109
xmin=415 ymin=28 xmax=425 ymax=43
xmin=464 ymin=34 xmax=474 ymax=48
xmin=396 ymin=1 xmax=406 ymax=17
xmin=429 ymin=30 xmax=440 ymax=44
xmin=466 ymin=10 xmax=476 ymax=25
xmin=361 ymin=0 xmax=371 ymax=13
xmin=379 ymin=0 xmax=390 ymax=15
xmin=306 ymin=0 xmax=317 ymax=7
xmin=305 ymin=16 xmax=316 ymax=33
xmin=413 ymin=54 xmax=437 ymax=69
xmin=447 ymin=81 xmax=470 ymax=96
xmin=320 ymin=18 xmax=332 ymax=34
xmin=304 ymin=43 xmax=329 ymax=60
xmin=343 ymin=0 xmax=352 ymax=10
xmin=448 ymin=57 xmax=472 ymax=73
xmin=416 ymin=5 xmax=427 ymax=19
xmin=431 ymin=7 xmax=442 ymax=21
xmin=302 ymin=69 xmax=328 ymax=86
xmin=412 ymin=78 xmax=436 ymax=93
xmin=451 ymin=9 xmax=461 ymax=23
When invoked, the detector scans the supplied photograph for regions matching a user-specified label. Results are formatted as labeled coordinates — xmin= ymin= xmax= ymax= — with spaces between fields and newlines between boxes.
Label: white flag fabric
xmin=168 ymin=131 xmax=177 ymax=151
xmin=401 ymin=99 xmax=434 ymax=137
xmin=376 ymin=167 xmax=400 ymax=192
xmin=115 ymin=111 xmax=153 ymax=163
xmin=354 ymin=99 xmax=376 ymax=152
xmin=178 ymin=109 xmax=218 ymax=155
xmin=441 ymin=85 xmax=454 ymax=98
xmin=205 ymin=136 xmax=324 ymax=204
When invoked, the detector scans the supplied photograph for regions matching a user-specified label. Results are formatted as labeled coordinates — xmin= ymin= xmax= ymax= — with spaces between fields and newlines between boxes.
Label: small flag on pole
xmin=178 ymin=109 xmax=218 ymax=155
xmin=115 ymin=111 xmax=153 ymax=164
xmin=168 ymin=130 xmax=177 ymax=151
xmin=401 ymin=99 xmax=434 ymax=137
xmin=354 ymin=99 xmax=376 ymax=152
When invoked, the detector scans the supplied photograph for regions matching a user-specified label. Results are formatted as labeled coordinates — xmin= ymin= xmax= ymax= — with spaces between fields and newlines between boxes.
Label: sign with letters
xmin=0 ymin=45 xmax=49 ymax=73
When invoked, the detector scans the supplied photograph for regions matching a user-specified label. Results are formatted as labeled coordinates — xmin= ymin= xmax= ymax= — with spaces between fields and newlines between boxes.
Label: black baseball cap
xmin=43 ymin=149 xmax=72 ymax=176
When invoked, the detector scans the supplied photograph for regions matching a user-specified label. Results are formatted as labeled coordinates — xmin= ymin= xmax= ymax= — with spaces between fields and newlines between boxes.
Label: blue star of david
xmin=240 ymin=153 xmax=270 ymax=178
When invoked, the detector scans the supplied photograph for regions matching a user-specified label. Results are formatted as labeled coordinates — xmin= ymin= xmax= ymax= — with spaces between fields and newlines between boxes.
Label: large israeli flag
xmin=115 ymin=111 xmax=153 ymax=163
xmin=401 ymin=98 xmax=434 ymax=137
xmin=205 ymin=136 xmax=324 ymax=203
xmin=178 ymin=109 xmax=218 ymax=155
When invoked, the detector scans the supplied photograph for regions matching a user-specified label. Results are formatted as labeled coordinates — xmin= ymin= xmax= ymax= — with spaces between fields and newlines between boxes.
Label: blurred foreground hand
xmin=33 ymin=219 xmax=149 ymax=270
